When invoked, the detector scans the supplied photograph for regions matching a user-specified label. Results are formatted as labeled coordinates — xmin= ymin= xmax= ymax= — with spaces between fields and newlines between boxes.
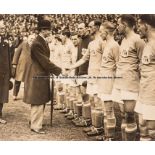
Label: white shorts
xmin=61 ymin=78 xmax=71 ymax=84
xmin=54 ymin=76 xmax=61 ymax=82
xmin=68 ymin=79 xmax=77 ymax=87
xmin=112 ymin=88 xmax=138 ymax=104
xmin=54 ymin=80 xmax=62 ymax=88
xmin=86 ymin=83 xmax=98 ymax=96
xmin=135 ymin=101 xmax=155 ymax=120
xmin=98 ymin=93 xmax=113 ymax=101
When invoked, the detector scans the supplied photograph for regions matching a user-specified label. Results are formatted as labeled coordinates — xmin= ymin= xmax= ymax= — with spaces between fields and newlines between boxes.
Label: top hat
xmin=38 ymin=20 xmax=51 ymax=30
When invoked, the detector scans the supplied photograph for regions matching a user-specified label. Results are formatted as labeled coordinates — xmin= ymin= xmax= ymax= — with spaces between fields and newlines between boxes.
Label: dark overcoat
xmin=0 ymin=38 xmax=11 ymax=103
xmin=23 ymin=35 xmax=61 ymax=105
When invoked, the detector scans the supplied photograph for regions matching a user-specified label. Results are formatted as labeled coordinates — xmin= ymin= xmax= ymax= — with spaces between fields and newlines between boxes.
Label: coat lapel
xmin=37 ymin=35 xmax=50 ymax=55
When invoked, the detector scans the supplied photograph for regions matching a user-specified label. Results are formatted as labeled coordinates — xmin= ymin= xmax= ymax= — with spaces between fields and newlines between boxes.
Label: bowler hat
xmin=38 ymin=20 xmax=51 ymax=30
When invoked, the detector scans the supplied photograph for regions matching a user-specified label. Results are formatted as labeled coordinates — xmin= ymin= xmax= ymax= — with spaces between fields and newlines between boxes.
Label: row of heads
xmin=25 ymin=14 xmax=155 ymax=46
xmin=38 ymin=14 xmax=155 ymax=37
xmin=1 ymin=14 xmax=155 ymax=41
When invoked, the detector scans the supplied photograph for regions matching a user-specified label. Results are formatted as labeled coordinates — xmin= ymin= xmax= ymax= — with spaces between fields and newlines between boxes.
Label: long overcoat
xmin=0 ymin=38 xmax=11 ymax=103
xmin=23 ymin=35 xmax=61 ymax=105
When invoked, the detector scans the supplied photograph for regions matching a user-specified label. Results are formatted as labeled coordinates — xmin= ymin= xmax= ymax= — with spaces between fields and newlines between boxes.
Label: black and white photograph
xmin=2 ymin=0 xmax=155 ymax=154
xmin=1 ymin=13 xmax=155 ymax=142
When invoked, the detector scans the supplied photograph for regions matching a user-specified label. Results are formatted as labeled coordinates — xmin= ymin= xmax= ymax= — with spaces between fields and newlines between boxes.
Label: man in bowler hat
xmin=23 ymin=20 xmax=62 ymax=134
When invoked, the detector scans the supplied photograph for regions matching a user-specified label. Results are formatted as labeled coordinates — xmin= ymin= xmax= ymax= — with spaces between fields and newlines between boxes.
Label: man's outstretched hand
xmin=61 ymin=68 xmax=71 ymax=76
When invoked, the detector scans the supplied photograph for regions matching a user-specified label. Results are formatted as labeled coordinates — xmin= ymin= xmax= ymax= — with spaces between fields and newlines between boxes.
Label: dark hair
xmin=70 ymin=32 xmax=78 ymax=36
xmin=62 ymin=29 xmax=70 ymax=38
xmin=94 ymin=19 xmax=102 ymax=27
xmin=0 ymin=15 xmax=4 ymax=20
xmin=120 ymin=14 xmax=136 ymax=28
xmin=102 ymin=21 xmax=116 ymax=32
xmin=85 ymin=23 xmax=89 ymax=28
xmin=55 ymin=35 xmax=62 ymax=42
xmin=139 ymin=14 xmax=155 ymax=28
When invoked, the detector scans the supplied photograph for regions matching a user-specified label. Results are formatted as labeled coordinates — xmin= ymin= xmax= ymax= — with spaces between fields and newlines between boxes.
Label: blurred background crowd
xmin=0 ymin=14 xmax=140 ymax=52
xmin=0 ymin=14 xmax=121 ymax=44
xmin=1 ymin=14 xmax=118 ymax=37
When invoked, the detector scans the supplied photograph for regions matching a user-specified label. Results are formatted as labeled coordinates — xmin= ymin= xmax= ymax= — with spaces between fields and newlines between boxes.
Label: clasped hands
xmin=61 ymin=66 xmax=73 ymax=76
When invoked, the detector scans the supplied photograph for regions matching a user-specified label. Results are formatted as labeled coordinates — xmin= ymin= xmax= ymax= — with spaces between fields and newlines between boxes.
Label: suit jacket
xmin=0 ymin=38 xmax=11 ymax=103
xmin=23 ymin=35 xmax=61 ymax=105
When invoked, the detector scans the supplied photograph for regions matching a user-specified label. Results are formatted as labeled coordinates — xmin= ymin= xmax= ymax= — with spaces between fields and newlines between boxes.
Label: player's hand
xmin=82 ymin=48 xmax=88 ymax=55
xmin=62 ymin=68 xmax=70 ymax=76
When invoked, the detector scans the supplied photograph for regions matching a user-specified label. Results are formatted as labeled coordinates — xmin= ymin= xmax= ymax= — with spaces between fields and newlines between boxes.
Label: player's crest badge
xmin=142 ymin=55 xmax=151 ymax=64
xmin=101 ymin=56 xmax=108 ymax=65
xmin=121 ymin=49 xmax=129 ymax=57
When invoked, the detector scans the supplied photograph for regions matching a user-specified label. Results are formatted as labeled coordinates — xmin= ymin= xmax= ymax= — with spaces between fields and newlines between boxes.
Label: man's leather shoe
xmin=87 ymin=128 xmax=104 ymax=136
xmin=60 ymin=109 xmax=69 ymax=114
xmin=0 ymin=118 xmax=7 ymax=124
xmin=95 ymin=135 xmax=106 ymax=141
xmin=31 ymin=129 xmax=46 ymax=134
xmin=67 ymin=115 xmax=74 ymax=120
xmin=83 ymin=127 xmax=92 ymax=133
xmin=72 ymin=118 xmax=81 ymax=124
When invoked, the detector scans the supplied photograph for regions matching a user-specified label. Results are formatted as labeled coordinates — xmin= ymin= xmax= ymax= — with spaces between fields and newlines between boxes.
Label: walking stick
xmin=50 ymin=75 xmax=54 ymax=126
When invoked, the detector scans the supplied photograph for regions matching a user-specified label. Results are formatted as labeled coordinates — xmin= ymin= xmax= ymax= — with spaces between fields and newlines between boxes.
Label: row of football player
xmin=50 ymin=15 xmax=155 ymax=141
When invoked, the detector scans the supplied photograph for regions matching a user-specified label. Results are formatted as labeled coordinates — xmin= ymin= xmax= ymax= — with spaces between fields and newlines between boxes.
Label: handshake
xmin=61 ymin=67 xmax=73 ymax=76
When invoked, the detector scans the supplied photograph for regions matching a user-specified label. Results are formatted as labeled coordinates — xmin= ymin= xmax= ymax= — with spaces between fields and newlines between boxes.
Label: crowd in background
xmin=0 ymin=14 xmax=122 ymax=45
xmin=1 ymin=14 xmax=154 ymax=141
xmin=0 ymin=14 xmax=140 ymax=51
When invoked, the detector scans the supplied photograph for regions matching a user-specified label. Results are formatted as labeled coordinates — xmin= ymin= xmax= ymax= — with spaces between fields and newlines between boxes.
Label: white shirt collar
xmin=39 ymin=33 xmax=47 ymax=42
